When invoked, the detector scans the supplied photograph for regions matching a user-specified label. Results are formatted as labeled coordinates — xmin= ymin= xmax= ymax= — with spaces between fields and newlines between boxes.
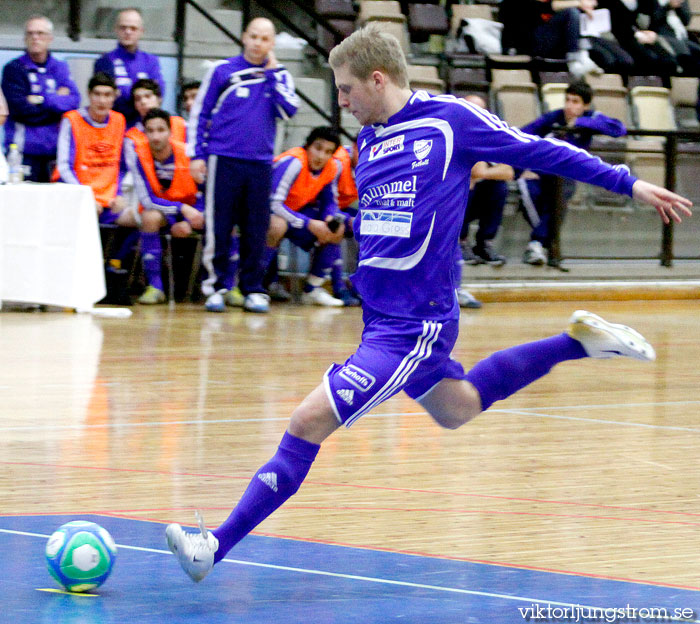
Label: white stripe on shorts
xmin=201 ymin=154 xmax=219 ymax=297
xmin=344 ymin=320 xmax=442 ymax=427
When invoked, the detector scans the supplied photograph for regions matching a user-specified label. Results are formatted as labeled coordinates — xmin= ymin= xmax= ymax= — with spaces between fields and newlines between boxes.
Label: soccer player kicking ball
xmin=166 ymin=24 xmax=692 ymax=581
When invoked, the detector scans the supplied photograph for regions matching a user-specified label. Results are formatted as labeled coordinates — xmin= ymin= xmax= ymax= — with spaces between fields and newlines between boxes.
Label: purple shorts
xmin=324 ymin=308 xmax=465 ymax=427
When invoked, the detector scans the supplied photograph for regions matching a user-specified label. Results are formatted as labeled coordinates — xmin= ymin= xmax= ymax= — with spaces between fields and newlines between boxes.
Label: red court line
xmin=3 ymin=510 xmax=699 ymax=592
xmin=4 ymin=459 xmax=699 ymax=519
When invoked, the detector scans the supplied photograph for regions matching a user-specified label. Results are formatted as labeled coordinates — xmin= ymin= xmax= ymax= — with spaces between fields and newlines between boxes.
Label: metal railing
xmin=549 ymin=127 xmax=700 ymax=268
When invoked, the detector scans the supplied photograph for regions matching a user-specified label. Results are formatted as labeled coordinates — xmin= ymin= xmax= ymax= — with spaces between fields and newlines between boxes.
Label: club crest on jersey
xmin=413 ymin=139 xmax=432 ymax=160
xmin=339 ymin=364 xmax=376 ymax=392
xmin=368 ymin=135 xmax=405 ymax=161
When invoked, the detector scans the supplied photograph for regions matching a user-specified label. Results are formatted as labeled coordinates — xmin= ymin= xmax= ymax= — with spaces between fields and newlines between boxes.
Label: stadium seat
xmin=586 ymin=73 xmax=624 ymax=90
xmin=358 ymin=1 xmax=406 ymax=23
xmin=493 ymin=83 xmax=540 ymax=128
xmin=408 ymin=4 xmax=449 ymax=43
xmin=540 ymin=82 xmax=567 ymax=112
xmin=630 ymin=86 xmax=676 ymax=131
xmin=490 ymin=68 xmax=534 ymax=91
xmin=315 ymin=0 xmax=356 ymax=19
xmin=670 ymin=77 xmax=700 ymax=129
xmin=407 ymin=64 xmax=445 ymax=94
xmin=447 ymin=66 xmax=489 ymax=97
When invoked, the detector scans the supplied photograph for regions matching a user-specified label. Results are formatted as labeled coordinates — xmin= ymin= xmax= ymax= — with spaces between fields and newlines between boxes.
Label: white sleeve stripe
xmin=270 ymin=157 xmax=305 ymax=228
xmin=187 ymin=60 xmax=226 ymax=157
xmin=56 ymin=117 xmax=81 ymax=185
xmin=437 ymin=95 xmax=534 ymax=145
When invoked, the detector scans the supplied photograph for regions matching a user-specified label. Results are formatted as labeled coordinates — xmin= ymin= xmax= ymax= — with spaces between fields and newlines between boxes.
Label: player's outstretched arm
xmin=632 ymin=180 xmax=693 ymax=224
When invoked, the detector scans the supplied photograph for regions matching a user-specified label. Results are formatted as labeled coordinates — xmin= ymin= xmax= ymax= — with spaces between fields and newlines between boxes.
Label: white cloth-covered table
xmin=0 ymin=182 xmax=106 ymax=309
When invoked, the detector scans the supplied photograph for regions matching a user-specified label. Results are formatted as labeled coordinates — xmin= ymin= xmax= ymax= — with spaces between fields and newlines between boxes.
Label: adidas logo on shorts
xmin=336 ymin=388 xmax=354 ymax=405
xmin=258 ymin=472 xmax=278 ymax=492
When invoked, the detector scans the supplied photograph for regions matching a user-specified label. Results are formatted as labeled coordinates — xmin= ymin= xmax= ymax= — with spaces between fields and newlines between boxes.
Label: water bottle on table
xmin=7 ymin=143 xmax=24 ymax=184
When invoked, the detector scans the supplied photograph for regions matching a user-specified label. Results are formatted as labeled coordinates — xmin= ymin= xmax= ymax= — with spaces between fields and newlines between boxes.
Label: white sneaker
xmin=205 ymin=290 xmax=226 ymax=313
xmin=301 ymin=287 xmax=344 ymax=307
xmin=457 ymin=287 xmax=482 ymax=309
xmin=567 ymin=310 xmax=656 ymax=362
xmin=166 ymin=511 xmax=219 ymax=583
xmin=523 ymin=241 xmax=547 ymax=266
xmin=243 ymin=292 xmax=270 ymax=313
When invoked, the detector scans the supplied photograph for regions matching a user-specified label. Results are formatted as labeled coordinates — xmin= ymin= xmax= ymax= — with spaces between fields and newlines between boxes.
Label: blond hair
xmin=329 ymin=24 xmax=409 ymax=89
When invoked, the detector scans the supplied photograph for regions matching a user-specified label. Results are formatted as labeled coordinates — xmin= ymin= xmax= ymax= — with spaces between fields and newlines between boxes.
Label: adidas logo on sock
xmin=258 ymin=472 xmax=278 ymax=492
xmin=336 ymin=388 xmax=354 ymax=405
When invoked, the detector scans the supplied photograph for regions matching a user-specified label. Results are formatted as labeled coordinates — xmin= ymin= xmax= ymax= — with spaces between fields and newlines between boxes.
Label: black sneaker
xmin=473 ymin=244 xmax=506 ymax=267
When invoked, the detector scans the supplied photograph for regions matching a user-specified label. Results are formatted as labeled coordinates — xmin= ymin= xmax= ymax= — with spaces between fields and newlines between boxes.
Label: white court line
xmin=1 ymin=399 xmax=698 ymax=433
xmin=498 ymin=409 xmax=700 ymax=434
xmin=2 ymin=528 xmax=697 ymax=621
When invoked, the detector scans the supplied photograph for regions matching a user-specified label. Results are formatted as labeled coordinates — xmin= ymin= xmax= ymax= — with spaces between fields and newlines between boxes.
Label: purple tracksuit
xmin=94 ymin=45 xmax=164 ymax=125
xmin=189 ymin=54 xmax=298 ymax=297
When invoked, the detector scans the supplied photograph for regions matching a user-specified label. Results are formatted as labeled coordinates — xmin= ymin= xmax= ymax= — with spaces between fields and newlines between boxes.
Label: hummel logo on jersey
xmin=336 ymin=388 xmax=355 ymax=405
xmin=368 ymin=135 xmax=405 ymax=161
xmin=258 ymin=472 xmax=278 ymax=492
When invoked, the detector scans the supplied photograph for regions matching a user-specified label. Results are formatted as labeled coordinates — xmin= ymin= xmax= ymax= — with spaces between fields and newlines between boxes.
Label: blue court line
xmin=2 ymin=525 xmax=699 ymax=623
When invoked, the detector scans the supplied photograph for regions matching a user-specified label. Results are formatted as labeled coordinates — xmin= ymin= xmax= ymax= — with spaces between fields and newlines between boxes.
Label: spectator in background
xmin=1 ymin=15 xmax=80 ymax=182
xmin=329 ymin=139 xmax=362 ymax=306
xmin=579 ymin=0 xmax=636 ymax=76
xmin=55 ymin=72 xmax=135 ymax=227
xmin=265 ymin=126 xmax=346 ymax=308
xmin=499 ymin=0 xmax=601 ymax=76
xmin=460 ymin=95 xmax=511 ymax=269
xmin=647 ymin=0 xmax=700 ymax=76
xmin=189 ymin=17 xmax=298 ymax=314
xmin=181 ymin=80 xmax=201 ymax=118
xmin=518 ymin=81 xmax=626 ymax=265
xmin=124 ymin=108 xmax=204 ymax=305
xmin=597 ymin=0 xmax=678 ymax=76
xmin=94 ymin=8 xmax=164 ymax=126
xmin=127 ymin=78 xmax=186 ymax=144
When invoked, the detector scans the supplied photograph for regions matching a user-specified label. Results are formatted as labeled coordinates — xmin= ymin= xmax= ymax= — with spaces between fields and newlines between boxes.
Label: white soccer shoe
xmin=166 ymin=511 xmax=219 ymax=582
xmin=566 ymin=310 xmax=656 ymax=362
xmin=301 ymin=287 xmax=344 ymax=307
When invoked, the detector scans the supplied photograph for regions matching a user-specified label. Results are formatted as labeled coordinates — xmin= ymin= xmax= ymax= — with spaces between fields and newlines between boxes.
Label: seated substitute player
xmin=127 ymin=78 xmax=186 ymax=144
xmin=518 ymin=80 xmax=626 ymax=266
xmin=55 ymin=72 xmax=135 ymax=226
xmin=328 ymin=140 xmax=362 ymax=307
xmin=124 ymin=108 xmax=204 ymax=304
xmin=265 ymin=126 xmax=347 ymax=307
xmin=166 ymin=25 xmax=692 ymax=582
xmin=181 ymin=79 xmax=201 ymax=119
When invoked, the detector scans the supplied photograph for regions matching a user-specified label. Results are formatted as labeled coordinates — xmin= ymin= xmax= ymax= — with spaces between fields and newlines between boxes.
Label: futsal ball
xmin=45 ymin=521 xmax=117 ymax=592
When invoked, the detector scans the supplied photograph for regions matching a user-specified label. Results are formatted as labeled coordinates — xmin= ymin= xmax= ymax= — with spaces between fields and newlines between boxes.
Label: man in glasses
xmin=1 ymin=15 xmax=80 ymax=182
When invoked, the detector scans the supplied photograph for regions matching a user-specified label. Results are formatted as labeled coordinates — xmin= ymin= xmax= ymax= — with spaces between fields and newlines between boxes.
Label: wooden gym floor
xmin=1 ymin=300 xmax=699 ymax=623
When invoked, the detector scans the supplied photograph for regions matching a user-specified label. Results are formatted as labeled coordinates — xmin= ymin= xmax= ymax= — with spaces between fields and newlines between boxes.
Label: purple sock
xmin=212 ymin=431 xmax=320 ymax=563
xmin=140 ymin=232 xmax=163 ymax=291
xmin=464 ymin=333 xmax=587 ymax=411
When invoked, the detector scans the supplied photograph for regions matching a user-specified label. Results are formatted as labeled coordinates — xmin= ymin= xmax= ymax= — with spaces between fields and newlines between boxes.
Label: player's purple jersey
xmin=352 ymin=91 xmax=637 ymax=321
